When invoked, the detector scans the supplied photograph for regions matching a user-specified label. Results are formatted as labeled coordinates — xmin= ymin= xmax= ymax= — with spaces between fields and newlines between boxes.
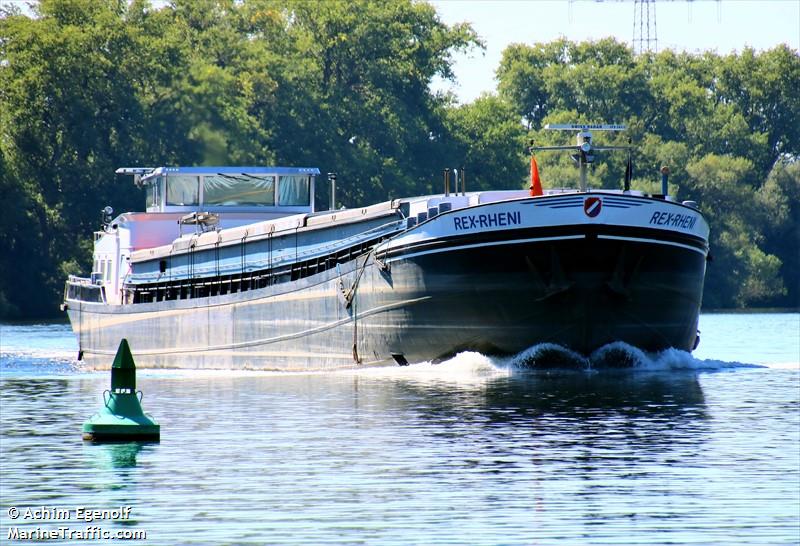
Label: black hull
xmin=364 ymin=226 xmax=707 ymax=362
xmin=67 ymin=224 xmax=706 ymax=370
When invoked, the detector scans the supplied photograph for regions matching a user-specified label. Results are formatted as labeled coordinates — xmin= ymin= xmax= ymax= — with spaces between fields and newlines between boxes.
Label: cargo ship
xmin=63 ymin=124 xmax=709 ymax=370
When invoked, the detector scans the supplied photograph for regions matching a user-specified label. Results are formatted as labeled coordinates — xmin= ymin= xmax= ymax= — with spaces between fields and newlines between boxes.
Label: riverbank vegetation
xmin=1 ymin=0 xmax=797 ymax=318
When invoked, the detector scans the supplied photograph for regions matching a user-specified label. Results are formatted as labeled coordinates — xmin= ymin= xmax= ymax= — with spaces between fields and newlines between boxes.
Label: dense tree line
xmin=496 ymin=38 xmax=799 ymax=308
xmin=0 ymin=0 xmax=797 ymax=318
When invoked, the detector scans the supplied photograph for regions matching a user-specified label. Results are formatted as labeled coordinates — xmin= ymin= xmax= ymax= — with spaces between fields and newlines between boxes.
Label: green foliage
xmin=0 ymin=3 xmax=797 ymax=316
xmin=0 ymin=0 xmax=481 ymax=317
xmin=1 ymin=0 xmax=181 ymax=316
xmin=444 ymin=95 xmax=527 ymax=191
xmin=260 ymin=0 xmax=480 ymax=205
xmin=499 ymin=39 xmax=799 ymax=309
xmin=683 ymin=154 xmax=784 ymax=307
xmin=757 ymin=160 xmax=800 ymax=307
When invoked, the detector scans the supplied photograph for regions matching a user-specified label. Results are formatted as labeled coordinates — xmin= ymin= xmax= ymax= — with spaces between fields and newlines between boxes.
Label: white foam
xmin=351 ymin=350 xmax=509 ymax=385
xmin=588 ymin=342 xmax=764 ymax=371
xmin=0 ymin=342 xmax=771 ymax=380
xmin=504 ymin=343 xmax=588 ymax=369
xmin=498 ymin=342 xmax=765 ymax=372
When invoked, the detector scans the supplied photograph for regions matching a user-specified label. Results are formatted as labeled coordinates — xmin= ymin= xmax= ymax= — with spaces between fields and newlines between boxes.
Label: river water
xmin=1 ymin=313 xmax=798 ymax=545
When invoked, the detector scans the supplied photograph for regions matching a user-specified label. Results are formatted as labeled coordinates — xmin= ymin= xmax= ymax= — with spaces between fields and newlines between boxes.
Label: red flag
xmin=530 ymin=155 xmax=543 ymax=196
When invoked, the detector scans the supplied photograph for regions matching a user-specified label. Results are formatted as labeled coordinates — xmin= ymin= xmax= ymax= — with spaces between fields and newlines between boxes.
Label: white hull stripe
xmin=388 ymin=231 xmax=708 ymax=264
xmin=597 ymin=234 xmax=708 ymax=255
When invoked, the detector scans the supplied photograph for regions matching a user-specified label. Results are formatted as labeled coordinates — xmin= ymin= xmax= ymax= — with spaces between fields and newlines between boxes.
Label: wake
xmin=0 ymin=341 xmax=768 ymax=379
xmin=502 ymin=341 xmax=764 ymax=371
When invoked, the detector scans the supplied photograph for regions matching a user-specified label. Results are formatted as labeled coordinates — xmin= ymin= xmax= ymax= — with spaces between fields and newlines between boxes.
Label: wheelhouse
xmin=131 ymin=166 xmax=320 ymax=215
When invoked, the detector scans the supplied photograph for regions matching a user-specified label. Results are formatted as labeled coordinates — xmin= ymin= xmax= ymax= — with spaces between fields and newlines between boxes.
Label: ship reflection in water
xmin=351 ymin=349 xmax=710 ymax=451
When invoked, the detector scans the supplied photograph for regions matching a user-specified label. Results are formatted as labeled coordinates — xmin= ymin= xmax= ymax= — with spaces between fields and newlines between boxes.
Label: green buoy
xmin=82 ymin=339 xmax=160 ymax=442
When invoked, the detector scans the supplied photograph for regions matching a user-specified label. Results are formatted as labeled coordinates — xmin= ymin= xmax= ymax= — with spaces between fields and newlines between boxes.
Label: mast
xmin=531 ymin=123 xmax=628 ymax=192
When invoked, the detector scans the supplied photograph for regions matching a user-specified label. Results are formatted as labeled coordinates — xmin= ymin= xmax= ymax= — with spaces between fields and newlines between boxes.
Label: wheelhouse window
xmin=203 ymin=174 xmax=276 ymax=206
xmin=147 ymin=177 xmax=163 ymax=208
xmin=278 ymin=175 xmax=310 ymax=206
xmin=166 ymin=175 xmax=199 ymax=206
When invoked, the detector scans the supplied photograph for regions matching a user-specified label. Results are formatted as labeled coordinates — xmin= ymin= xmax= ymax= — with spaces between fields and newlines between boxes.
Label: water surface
xmin=1 ymin=314 xmax=798 ymax=545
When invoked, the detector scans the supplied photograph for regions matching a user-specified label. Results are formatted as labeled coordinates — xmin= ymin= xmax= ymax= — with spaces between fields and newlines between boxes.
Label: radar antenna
xmin=530 ymin=124 xmax=628 ymax=192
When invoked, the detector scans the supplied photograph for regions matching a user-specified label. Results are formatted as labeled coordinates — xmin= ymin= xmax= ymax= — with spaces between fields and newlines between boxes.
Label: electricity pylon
xmin=633 ymin=0 xmax=658 ymax=54
xmin=569 ymin=0 xmax=723 ymax=55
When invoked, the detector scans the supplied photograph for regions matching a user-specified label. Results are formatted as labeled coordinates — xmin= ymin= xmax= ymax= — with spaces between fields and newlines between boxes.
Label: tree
xmin=2 ymin=6 xmax=797 ymax=316
xmin=0 ymin=0 xmax=196 ymax=316
xmin=684 ymin=154 xmax=784 ymax=307
xmin=756 ymin=160 xmax=800 ymax=307
xmin=255 ymin=0 xmax=480 ymax=206
xmin=444 ymin=95 xmax=527 ymax=191
xmin=497 ymin=38 xmax=648 ymax=130
xmin=715 ymin=46 xmax=800 ymax=175
xmin=0 ymin=0 xmax=481 ymax=317
xmin=496 ymin=38 xmax=799 ymax=308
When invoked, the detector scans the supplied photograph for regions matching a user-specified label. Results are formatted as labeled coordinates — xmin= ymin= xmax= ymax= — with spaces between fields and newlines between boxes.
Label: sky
xmin=430 ymin=0 xmax=800 ymax=103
